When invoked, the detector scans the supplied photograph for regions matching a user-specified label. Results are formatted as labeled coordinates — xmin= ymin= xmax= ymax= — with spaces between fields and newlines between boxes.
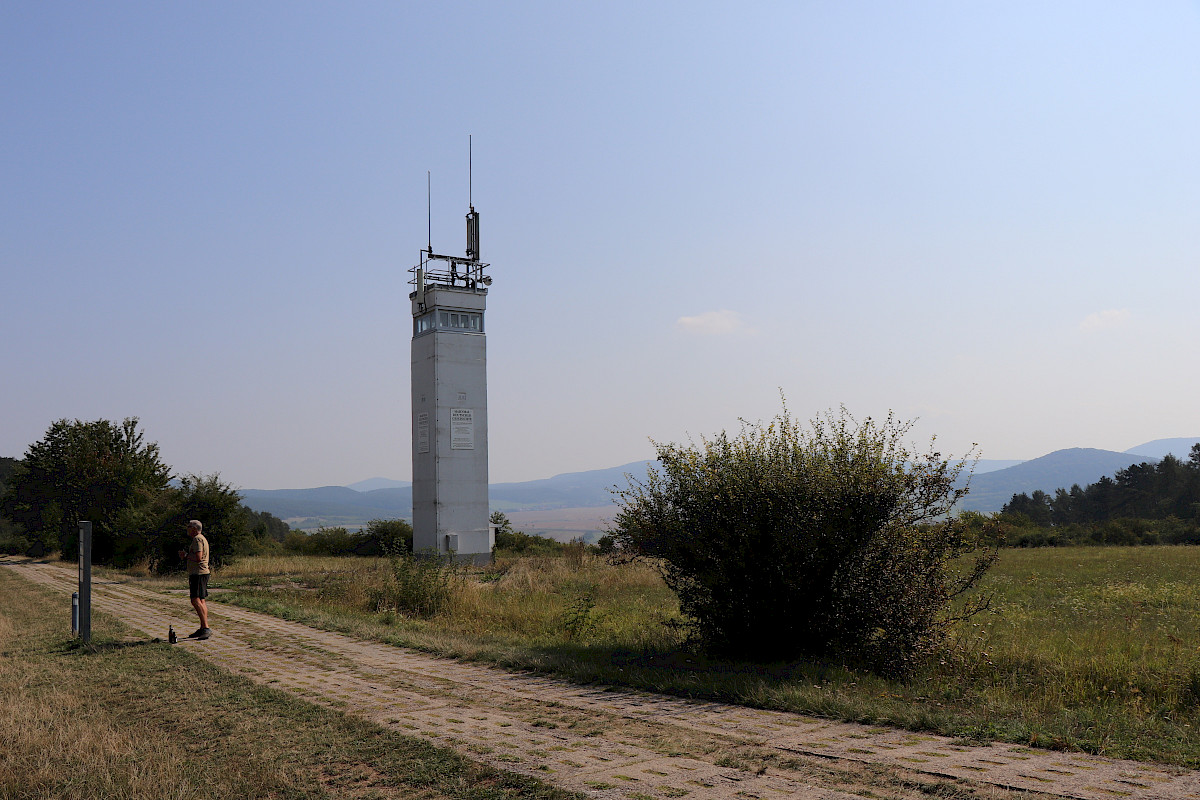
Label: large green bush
xmin=116 ymin=473 xmax=261 ymax=569
xmin=610 ymin=405 xmax=995 ymax=675
xmin=362 ymin=518 xmax=413 ymax=555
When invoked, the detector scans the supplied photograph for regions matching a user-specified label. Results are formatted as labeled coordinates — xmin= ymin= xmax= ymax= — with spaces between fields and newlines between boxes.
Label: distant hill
xmin=973 ymin=459 xmax=1026 ymax=474
xmin=1124 ymin=438 xmax=1200 ymax=461
xmin=346 ymin=477 xmax=411 ymax=492
xmin=488 ymin=461 xmax=653 ymax=511
xmin=238 ymin=485 xmax=413 ymax=529
xmin=236 ymin=441 xmax=1194 ymax=528
xmin=238 ymin=462 xmax=652 ymax=530
xmin=959 ymin=448 xmax=1157 ymax=513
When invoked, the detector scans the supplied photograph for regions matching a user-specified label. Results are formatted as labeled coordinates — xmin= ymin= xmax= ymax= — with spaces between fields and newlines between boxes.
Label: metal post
xmin=78 ymin=521 xmax=92 ymax=643
xmin=71 ymin=592 xmax=79 ymax=634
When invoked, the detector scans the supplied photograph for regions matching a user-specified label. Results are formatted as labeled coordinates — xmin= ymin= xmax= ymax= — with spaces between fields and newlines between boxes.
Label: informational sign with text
xmin=450 ymin=408 xmax=474 ymax=450
xmin=417 ymin=413 xmax=430 ymax=454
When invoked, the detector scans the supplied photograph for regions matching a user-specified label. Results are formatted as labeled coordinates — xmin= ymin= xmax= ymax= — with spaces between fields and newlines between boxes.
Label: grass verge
xmin=0 ymin=568 xmax=579 ymax=800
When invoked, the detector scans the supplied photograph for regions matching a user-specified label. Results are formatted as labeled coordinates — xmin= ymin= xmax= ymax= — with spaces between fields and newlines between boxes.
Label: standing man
xmin=178 ymin=519 xmax=211 ymax=639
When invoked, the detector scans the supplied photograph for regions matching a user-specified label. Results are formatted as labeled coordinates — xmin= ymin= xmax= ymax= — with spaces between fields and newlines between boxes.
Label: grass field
xmin=96 ymin=546 xmax=1200 ymax=768
xmin=0 ymin=568 xmax=577 ymax=800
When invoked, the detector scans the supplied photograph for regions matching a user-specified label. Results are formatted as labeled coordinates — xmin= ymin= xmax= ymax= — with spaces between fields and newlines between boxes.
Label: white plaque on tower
xmin=450 ymin=408 xmax=474 ymax=450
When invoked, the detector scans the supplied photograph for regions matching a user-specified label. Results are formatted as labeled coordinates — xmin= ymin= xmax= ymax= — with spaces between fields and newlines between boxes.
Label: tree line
xmin=1 ymin=417 xmax=416 ymax=568
xmin=998 ymin=445 xmax=1200 ymax=546
xmin=0 ymin=418 xmax=291 ymax=567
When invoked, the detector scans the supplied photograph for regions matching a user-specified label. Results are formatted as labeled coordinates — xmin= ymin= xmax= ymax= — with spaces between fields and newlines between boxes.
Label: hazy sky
xmin=3 ymin=2 xmax=1199 ymax=489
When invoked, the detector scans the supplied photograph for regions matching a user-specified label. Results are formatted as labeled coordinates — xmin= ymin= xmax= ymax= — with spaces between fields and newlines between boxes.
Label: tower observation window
xmin=438 ymin=311 xmax=483 ymax=332
xmin=415 ymin=310 xmax=483 ymax=336
xmin=414 ymin=312 xmax=436 ymax=335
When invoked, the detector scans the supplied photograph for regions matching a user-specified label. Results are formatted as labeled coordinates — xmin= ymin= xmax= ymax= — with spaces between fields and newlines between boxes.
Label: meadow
xmin=101 ymin=545 xmax=1200 ymax=768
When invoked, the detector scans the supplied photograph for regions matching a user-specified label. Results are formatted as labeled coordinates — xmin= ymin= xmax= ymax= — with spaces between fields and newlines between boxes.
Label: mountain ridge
xmin=237 ymin=439 xmax=1200 ymax=528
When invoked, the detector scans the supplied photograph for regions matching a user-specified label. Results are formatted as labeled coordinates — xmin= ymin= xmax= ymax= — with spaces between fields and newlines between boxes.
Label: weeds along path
xmin=5 ymin=557 xmax=1197 ymax=800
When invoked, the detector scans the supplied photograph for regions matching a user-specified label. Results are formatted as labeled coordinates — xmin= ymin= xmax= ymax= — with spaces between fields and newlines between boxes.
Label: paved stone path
xmin=6 ymin=557 xmax=1199 ymax=800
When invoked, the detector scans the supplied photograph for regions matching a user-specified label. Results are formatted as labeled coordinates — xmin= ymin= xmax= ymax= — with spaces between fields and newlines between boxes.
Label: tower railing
xmin=410 ymin=251 xmax=491 ymax=291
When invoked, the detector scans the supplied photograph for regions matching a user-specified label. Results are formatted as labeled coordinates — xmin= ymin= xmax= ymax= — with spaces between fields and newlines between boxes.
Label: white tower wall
xmin=410 ymin=284 xmax=491 ymax=564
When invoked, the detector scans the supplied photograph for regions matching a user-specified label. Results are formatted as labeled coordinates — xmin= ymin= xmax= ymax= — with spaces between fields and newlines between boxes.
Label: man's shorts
xmin=189 ymin=573 xmax=209 ymax=600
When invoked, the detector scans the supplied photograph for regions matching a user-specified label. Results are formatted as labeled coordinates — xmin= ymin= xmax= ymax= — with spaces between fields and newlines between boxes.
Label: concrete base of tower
xmin=412 ymin=527 xmax=495 ymax=566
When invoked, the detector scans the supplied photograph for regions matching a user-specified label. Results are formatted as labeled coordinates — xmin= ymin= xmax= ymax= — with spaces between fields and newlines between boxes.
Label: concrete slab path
xmin=5 ymin=557 xmax=1198 ymax=800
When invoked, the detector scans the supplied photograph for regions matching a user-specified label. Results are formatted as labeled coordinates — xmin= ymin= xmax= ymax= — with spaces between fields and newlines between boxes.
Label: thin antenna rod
xmin=426 ymin=171 xmax=432 ymax=253
xmin=468 ymin=135 xmax=473 ymax=210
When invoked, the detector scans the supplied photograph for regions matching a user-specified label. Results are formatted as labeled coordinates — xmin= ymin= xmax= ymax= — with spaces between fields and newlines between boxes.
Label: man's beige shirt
xmin=188 ymin=533 xmax=210 ymax=575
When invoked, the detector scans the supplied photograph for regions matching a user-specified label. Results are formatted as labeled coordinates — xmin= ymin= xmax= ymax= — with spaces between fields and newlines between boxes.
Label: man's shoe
xmin=186 ymin=628 xmax=205 ymax=639
xmin=195 ymin=628 xmax=211 ymax=640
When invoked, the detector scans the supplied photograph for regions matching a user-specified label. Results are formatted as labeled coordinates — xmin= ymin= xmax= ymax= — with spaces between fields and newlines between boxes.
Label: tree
xmin=0 ymin=457 xmax=18 ymax=489
xmin=163 ymin=474 xmax=253 ymax=567
xmin=1 ymin=418 xmax=170 ymax=561
xmin=108 ymin=472 xmax=251 ymax=568
xmin=1050 ymin=485 xmax=1086 ymax=526
xmin=1002 ymin=490 xmax=1053 ymax=527
xmin=610 ymin=404 xmax=995 ymax=675
xmin=490 ymin=510 xmax=514 ymax=535
xmin=247 ymin=509 xmax=291 ymax=545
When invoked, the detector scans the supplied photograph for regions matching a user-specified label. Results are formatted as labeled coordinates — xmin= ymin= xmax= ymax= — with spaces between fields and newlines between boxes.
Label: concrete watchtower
xmin=409 ymin=165 xmax=493 ymax=564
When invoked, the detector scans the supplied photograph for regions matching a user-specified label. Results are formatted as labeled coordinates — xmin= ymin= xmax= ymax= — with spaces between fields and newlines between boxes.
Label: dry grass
xmin=0 ymin=568 xmax=578 ymax=800
xmin=445 ymin=552 xmax=677 ymax=647
xmin=209 ymin=550 xmax=681 ymax=654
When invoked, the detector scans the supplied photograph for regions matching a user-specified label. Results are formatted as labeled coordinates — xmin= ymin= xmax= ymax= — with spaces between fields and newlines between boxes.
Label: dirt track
xmin=5 ymin=557 xmax=1197 ymax=800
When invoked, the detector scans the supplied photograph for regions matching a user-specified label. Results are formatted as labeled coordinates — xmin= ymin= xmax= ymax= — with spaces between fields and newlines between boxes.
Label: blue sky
xmin=3 ymin=2 xmax=1199 ymax=489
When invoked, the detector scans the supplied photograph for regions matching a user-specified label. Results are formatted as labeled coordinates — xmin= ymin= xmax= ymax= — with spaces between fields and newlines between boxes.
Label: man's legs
xmin=191 ymin=596 xmax=209 ymax=629
xmin=187 ymin=574 xmax=211 ymax=638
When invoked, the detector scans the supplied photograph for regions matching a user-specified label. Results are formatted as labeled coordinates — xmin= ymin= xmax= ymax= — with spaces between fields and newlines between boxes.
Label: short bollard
xmin=71 ymin=592 xmax=79 ymax=635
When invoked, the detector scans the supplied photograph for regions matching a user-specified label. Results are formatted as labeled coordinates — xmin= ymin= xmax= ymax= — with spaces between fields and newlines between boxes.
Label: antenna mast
xmin=412 ymin=139 xmax=488 ymax=290
xmin=465 ymin=135 xmax=480 ymax=262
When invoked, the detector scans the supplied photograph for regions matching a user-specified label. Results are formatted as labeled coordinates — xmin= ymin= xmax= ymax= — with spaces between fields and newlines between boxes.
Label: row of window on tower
xmin=414 ymin=310 xmax=484 ymax=336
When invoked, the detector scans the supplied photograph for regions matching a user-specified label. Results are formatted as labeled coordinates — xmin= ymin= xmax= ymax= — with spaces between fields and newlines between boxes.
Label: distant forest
xmin=1000 ymin=445 xmax=1200 ymax=546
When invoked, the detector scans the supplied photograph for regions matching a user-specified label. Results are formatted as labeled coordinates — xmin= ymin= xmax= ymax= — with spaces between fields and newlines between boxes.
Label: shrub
xmin=561 ymin=539 xmax=587 ymax=569
xmin=281 ymin=521 xmax=412 ymax=557
xmin=594 ymin=533 xmax=617 ymax=554
xmin=362 ymin=518 xmax=413 ymax=555
xmin=371 ymin=551 xmax=462 ymax=618
xmin=610 ymin=403 xmax=996 ymax=675
xmin=490 ymin=512 xmax=564 ymax=556
xmin=494 ymin=528 xmax=564 ymax=555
